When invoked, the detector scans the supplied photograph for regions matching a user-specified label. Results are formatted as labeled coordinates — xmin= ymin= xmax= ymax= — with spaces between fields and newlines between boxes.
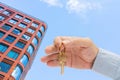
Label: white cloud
xmin=66 ymin=0 xmax=102 ymax=14
xmin=40 ymin=0 xmax=103 ymax=16
xmin=40 ymin=0 xmax=63 ymax=8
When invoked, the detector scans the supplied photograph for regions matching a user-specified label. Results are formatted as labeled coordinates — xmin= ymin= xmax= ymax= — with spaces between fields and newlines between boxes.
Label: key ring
xmin=58 ymin=43 xmax=66 ymax=75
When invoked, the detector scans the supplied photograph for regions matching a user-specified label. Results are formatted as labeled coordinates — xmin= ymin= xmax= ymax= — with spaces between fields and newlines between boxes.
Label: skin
xmin=41 ymin=36 xmax=99 ymax=69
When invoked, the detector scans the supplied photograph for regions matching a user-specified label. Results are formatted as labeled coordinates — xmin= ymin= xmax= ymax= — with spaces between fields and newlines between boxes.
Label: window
xmin=0 ymin=16 xmax=5 ymax=21
xmin=0 ymin=74 xmax=4 ymax=79
xmin=0 ymin=62 xmax=11 ymax=73
xmin=23 ymin=18 xmax=31 ymax=23
xmin=9 ymin=19 xmax=18 ymax=24
xmin=20 ymin=55 xmax=29 ymax=67
xmin=31 ymin=22 xmax=39 ymax=28
xmin=15 ymin=14 xmax=23 ymax=19
xmin=1 ymin=24 xmax=12 ymax=31
xmin=11 ymin=65 xmax=23 ymax=80
xmin=22 ymin=34 xmax=30 ymax=40
xmin=0 ymin=31 xmax=5 ymax=38
xmin=40 ymin=26 xmax=45 ymax=32
xmin=4 ymin=35 xmax=16 ymax=43
xmin=27 ymin=45 xmax=34 ymax=56
xmin=12 ymin=28 xmax=21 ymax=35
xmin=3 ymin=10 xmax=11 ymax=16
xmin=37 ymin=31 xmax=42 ymax=38
xmin=7 ymin=50 xmax=19 ymax=60
xmin=32 ymin=38 xmax=38 ymax=46
xmin=27 ymin=28 xmax=35 ymax=34
xmin=15 ymin=41 xmax=25 ymax=49
xmin=18 ymin=23 xmax=27 ymax=28
xmin=0 ymin=43 xmax=8 ymax=53
xmin=0 ymin=6 xmax=4 ymax=11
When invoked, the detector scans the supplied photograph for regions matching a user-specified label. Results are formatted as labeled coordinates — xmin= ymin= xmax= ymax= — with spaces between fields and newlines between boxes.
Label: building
xmin=0 ymin=2 xmax=47 ymax=80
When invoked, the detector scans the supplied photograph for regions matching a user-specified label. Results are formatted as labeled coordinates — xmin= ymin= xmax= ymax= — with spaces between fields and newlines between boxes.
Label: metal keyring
xmin=58 ymin=43 xmax=66 ymax=75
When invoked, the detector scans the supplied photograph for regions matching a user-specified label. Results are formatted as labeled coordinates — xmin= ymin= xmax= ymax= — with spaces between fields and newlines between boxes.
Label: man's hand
xmin=41 ymin=36 xmax=99 ymax=69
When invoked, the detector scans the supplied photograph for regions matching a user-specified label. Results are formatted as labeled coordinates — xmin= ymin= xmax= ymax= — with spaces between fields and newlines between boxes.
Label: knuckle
xmin=84 ymin=37 xmax=93 ymax=45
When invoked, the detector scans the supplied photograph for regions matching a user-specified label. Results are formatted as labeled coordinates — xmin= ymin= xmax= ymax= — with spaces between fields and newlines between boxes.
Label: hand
xmin=41 ymin=36 xmax=99 ymax=69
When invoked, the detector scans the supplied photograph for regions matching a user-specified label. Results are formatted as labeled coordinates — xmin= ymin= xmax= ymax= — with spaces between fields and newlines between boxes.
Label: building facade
xmin=0 ymin=2 xmax=47 ymax=80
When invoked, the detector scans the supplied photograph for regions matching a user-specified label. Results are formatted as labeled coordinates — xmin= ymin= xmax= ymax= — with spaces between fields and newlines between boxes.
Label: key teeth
xmin=58 ymin=53 xmax=66 ymax=75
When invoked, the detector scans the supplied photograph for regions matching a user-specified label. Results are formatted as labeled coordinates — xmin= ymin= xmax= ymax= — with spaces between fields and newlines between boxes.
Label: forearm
xmin=92 ymin=48 xmax=120 ymax=80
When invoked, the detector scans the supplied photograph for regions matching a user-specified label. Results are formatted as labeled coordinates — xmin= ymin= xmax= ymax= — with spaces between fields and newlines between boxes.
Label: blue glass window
xmin=2 ymin=24 xmax=12 ymax=31
xmin=12 ymin=28 xmax=21 ymax=35
xmin=0 ymin=6 xmax=4 ymax=11
xmin=31 ymin=22 xmax=39 ymax=28
xmin=27 ymin=28 xmax=35 ymax=34
xmin=37 ymin=31 xmax=42 ymax=38
xmin=22 ymin=34 xmax=30 ymax=40
xmin=0 ymin=62 xmax=11 ymax=73
xmin=9 ymin=19 xmax=18 ymax=24
xmin=0 ymin=16 xmax=5 ymax=21
xmin=15 ymin=14 xmax=23 ymax=19
xmin=0 ymin=43 xmax=8 ymax=53
xmin=0 ymin=74 xmax=4 ymax=79
xmin=0 ymin=31 xmax=5 ymax=38
xmin=40 ymin=26 xmax=45 ymax=32
xmin=18 ymin=23 xmax=27 ymax=28
xmin=27 ymin=45 xmax=34 ymax=56
xmin=23 ymin=18 xmax=31 ymax=23
xmin=3 ymin=10 xmax=11 ymax=16
xmin=4 ymin=35 xmax=16 ymax=43
xmin=15 ymin=41 xmax=25 ymax=49
xmin=11 ymin=65 xmax=23 ymax=80
xmin=32 ymin=38 xmax=38 ymax=46
xmin=7 ymin=50 xmax=19 ymax=60
xmin=20 ymin=55 xmax=29 ymax=67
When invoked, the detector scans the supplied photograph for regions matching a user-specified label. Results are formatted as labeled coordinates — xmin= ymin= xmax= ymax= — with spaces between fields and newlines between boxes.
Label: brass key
xmin=58 ymin=46 xmax=66 ymax=75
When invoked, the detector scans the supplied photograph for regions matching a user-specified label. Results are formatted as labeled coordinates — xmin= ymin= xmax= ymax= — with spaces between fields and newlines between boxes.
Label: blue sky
xmin=1 ymin=0 xmax=120 ymax=80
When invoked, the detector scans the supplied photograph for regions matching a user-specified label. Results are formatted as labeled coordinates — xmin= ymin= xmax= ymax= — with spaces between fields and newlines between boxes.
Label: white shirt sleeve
xmin=92 ymin=48 xmax=120 ymax=80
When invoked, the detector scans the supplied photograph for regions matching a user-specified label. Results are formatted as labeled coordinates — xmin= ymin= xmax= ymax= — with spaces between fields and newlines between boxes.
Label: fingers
xmin=41 ymin=53 xmax=67 ymax=67
xmin=41 ymin=53 xmax=60 ymax=67
xmin=41 ymin=53 xmax=58 ymax=63
xmin=45 ymin=45 xmax=58 ymax=54
xmin=47 ymin=60 xmax=59 ymax=67
xmin=45 ymin=36 xmax=71 ymax=54
xmin=54 ymin=37 xmax=62 ymax=48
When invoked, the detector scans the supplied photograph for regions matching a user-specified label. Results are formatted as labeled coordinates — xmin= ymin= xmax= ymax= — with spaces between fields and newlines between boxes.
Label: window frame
xmin=12 ymin=28 xmax=22 ymax=35
xmin=11 ymin=65 xmax=23 ymax=80
xmin=4 ymin=35 xmax=16 ymax=43
xmin=27 ymin=28 xmax=35 ymax=34
xmin=15 ymin=41 xmax=26 ymax=49
xmin=0 ymin=6 xmax=4 ymax=11
xmin=18 ymin=23 xmax=27 ymax=28
xmin=0 ymin=43 xmax=8 ymax=53
xmin=9 ymin=19 xmax=18 ymax=24
xmin=2 ymin=24 xmax=12 ymax=31
xmin=20 ymin=54 xmax=29 ymax=67
xmin=0 ymin=61 xmax=11 ymax=73
xmin=0 ymin=31 xmax=5 ymax=38
xmin=7 ymin=50 xmax=19 ymax=60
xmin=37 ymin=31 xmax=42 ymax=38
xmin=3 ymin=10 xmax=11 ymax=16
xmin=32 ymin=37 xmax=38 ymax=46
xmin=27 ymin=45 xmax=34 ymax=56
xmin=31 ymin=22 xmax=39 ymax=28
xmin=23 ymin=18 xmax=31 ymax=23
xmin=22 ymin=34 xmax=30 ymax=41
xmin=0 ymin=15 xmax=5 ymax=21
xmin=15 ymin=14 xmax=23 ymax=19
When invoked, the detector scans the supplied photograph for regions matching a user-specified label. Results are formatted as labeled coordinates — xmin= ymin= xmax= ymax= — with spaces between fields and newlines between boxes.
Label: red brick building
xmin=0 ymin=2 xmax=47 ymax=80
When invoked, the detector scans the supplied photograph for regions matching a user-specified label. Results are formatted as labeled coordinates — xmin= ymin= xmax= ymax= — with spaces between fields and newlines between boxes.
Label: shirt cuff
xmin=92 ymin=48 xmax=120 ymax=79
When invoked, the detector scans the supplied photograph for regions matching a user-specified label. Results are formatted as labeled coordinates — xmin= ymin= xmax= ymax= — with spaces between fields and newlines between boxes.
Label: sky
xmin=1 ymin=0 xmax=120 ymax=80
